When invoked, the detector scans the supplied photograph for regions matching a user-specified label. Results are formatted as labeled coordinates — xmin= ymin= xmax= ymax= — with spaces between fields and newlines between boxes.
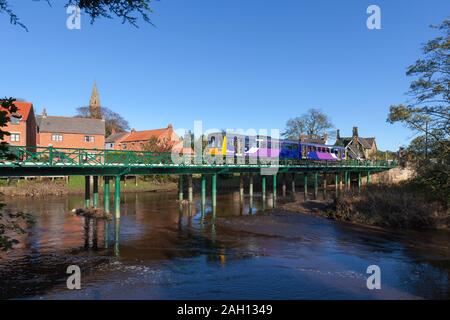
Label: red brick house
xmin=36 ymin=113 xmax=105 ymax=149
xmin=107 ymin=124 xmax=193 ymax=154
xmin=1 ymin=101 xmax=37 ymax=147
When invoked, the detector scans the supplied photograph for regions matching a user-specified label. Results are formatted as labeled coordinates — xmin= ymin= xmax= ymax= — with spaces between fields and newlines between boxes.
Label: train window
xmin=260 ymin=140 xmax=267 ymax=148
xmin=209 ymin=136 xmax=216 ymax=147
xmin=228 ymin=138 xmax=233 ymax=149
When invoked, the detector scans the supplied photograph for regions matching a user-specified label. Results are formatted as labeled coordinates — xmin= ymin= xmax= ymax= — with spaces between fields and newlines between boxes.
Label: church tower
xmin=89 ymin=81 xmax=102 ymax=119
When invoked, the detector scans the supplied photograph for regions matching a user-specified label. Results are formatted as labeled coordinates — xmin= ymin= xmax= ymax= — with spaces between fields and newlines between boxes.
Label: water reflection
xmin=114 ymin=219 xmax=120 ymax=257
xmin=0 ymin=191 xmax=449 ymax=299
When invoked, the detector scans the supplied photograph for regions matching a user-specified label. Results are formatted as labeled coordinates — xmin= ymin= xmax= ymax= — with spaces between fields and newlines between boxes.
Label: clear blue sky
xmin=1 ymin=0 xmax=448 ymax=150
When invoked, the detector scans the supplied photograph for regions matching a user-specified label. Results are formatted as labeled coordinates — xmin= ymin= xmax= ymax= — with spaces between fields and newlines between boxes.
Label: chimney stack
xmin=41 ymin=108 xmax=47 ymax=118
xmin=352 ymin=126 xmax=359 ymax=138
xmin=336 ymin=129 xmax=340 ymax=140
xmin=111 ymin=128 xmax=116 ymax=135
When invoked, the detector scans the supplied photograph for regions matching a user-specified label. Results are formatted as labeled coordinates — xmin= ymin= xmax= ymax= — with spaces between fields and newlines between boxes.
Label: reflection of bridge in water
xmin=0 ymin=145 xmax=396 ymax=219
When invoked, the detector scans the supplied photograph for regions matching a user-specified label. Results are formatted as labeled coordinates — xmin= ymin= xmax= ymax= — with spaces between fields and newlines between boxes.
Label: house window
xmin=52 ymin=134 xmax=63 ymax=141
xmin=10 ymin=133 xmax=20 ymax=142
xmin=84 ymin=136 xmax=95 ymax=142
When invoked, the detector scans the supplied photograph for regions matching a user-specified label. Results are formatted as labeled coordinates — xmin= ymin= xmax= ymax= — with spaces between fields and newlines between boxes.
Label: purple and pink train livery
xmin=207 ymin=132 xmax=346 ymax=161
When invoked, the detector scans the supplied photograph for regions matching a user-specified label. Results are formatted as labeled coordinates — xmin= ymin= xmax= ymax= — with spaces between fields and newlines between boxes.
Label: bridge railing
xmin=1 ymin=145 xmax=397 ymax=168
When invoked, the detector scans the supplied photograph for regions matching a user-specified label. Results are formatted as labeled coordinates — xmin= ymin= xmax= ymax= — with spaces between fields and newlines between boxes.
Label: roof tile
xmin=37 ymin=116 xmax=105 ymax=135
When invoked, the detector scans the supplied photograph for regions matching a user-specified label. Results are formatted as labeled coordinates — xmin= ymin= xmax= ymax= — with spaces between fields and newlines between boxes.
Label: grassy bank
xmin=0 ymin=176 xmax=178 ymax=197
xmin=280 ymin=183 xmax=450 ymax=230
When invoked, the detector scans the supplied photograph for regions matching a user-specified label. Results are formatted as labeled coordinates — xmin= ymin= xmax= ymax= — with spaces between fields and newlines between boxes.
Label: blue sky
xmin=1 ymin=0 xmax=448 ymax=150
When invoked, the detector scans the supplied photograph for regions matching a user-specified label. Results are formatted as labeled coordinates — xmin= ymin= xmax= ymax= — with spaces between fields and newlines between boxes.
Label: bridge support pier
xmin=201 ymin=175 xmax=206 ymax=210
xmin=104 ymin=176 xmax=110 ymax=214
xmin=335 ymin=173 xmax=339 ymax=198
xmin=282 ymin=173 xmax=286 ymax=197
xmin=249 ymin=173 xmax=254 ymax=198
xmin=367 ymin=171 xmax=371 ymax=185
xmin=239 ymin=174 xmax=244 ymax=202
xmin=272 ymin=174 xmax=277 ymax=207
xmin=188 ymin=175 xmax=193 ymax=203
xmin=178 ymin=175 xmax=184 ymax=202
xmin=84 ymin=176 xmax=90 ymax=208
xmin=114 ymin=176 xmax=121 ymax=219
xmin=358 ymin=172 xmax=362 ymax=193
xmin=261 ymin=175 xmax=266 ymax=201
xmin=304 ymin=174 xmax=308 ymax=200
xmin=344 ymin=171 xmax=349 ymax=190
xmin=114 ymin=218 xmax=120 ymax=256
xmin=93 ymin=176 xmax=99 ymax=208
xmin=323 ymin=174 xmax=327 ymax=199
xmin=291 ymin=173 xmax=296 ymax=195
xmin=314 ymin=172 xmax=318 ymax=200
xmin=212 ymin=174 xmax=217 ymax=208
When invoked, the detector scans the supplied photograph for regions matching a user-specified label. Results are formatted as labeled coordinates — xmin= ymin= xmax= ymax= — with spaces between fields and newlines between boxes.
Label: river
xmin=0 ymin=191 xmax=449 ymax=299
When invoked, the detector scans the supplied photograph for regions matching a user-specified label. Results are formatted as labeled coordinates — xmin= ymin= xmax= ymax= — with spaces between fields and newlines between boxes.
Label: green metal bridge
xmin=0 ymin=145 xmax=397 ymax=218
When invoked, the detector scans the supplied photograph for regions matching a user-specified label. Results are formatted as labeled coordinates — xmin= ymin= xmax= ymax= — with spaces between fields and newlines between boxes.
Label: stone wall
xmin=372 ymin=166 xmax=415 ymax=184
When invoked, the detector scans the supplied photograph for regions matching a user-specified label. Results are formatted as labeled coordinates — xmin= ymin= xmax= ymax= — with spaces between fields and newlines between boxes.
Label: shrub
xmin=331 ymin=185 xmax=449 ymax=229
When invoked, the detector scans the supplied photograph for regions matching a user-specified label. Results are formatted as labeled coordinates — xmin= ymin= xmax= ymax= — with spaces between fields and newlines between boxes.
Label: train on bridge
xmin=207 ymin=132 xmax=346 ymax=161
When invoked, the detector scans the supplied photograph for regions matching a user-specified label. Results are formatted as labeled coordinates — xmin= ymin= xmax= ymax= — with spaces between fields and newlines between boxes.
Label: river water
xmin=0 ymin=191 xmax=449 ymax=299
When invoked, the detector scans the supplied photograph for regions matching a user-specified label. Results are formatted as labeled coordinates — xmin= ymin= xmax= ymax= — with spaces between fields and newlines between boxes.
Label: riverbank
xmin=0 ymin=176 xmax=178 ymax=197
xmin=0 ymin=173 xmax=305 ymax=197
xmin=279 ymin=184 xmax=450 ymax=230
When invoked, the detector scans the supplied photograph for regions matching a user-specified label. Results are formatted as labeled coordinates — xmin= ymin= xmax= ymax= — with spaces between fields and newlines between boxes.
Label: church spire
xmin=89 ymin=81 xmax=102 ymax=119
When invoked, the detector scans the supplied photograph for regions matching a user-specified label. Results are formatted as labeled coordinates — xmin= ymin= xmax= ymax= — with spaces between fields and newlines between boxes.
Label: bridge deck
xmin=0 ymin=145 xmax=396 ymax=177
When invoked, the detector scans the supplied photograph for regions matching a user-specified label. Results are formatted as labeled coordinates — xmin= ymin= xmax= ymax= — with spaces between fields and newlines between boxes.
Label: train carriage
xmin=206 ymin=132 xmax=346 ymax=162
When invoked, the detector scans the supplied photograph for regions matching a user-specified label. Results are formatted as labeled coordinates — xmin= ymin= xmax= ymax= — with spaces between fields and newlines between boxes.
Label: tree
xmin=75 ymin=106 xmax=129 ymax=136
xmin=142 ymin=136 xmax=173 ymax=153
xmin=0 ymin=98 xmax=34 ymax=251
xmin=0 ymin=97 xmax=18 ymax=159
xmin=283 ymin=108 xmax=334 ymax=140
xmin=387 ymin=19 xmax=450 ymax=205
xmin=0 ymin=0 xmax=154 ymax=31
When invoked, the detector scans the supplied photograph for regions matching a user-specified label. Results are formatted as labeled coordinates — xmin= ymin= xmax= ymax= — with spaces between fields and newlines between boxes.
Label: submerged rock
xmin=71 ymin=208 xmax=112 ymax=220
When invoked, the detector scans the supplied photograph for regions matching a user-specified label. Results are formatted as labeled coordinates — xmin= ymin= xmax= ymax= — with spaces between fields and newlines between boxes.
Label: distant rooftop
xmin=105 ymin=131 xmax=129 ymax=143
xmin=121 ymin=124 xmax=175 ymax=143
xmin=37 ymin=115 xmax=105 ymax=135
